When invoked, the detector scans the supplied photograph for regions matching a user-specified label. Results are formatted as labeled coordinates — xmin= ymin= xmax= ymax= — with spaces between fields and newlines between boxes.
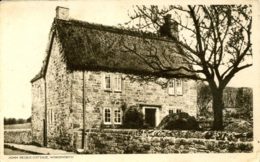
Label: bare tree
xmin=197 ymin=82 xmax=212 ymax=118
xmin=124 ymin=5 xmax=252 ymax=130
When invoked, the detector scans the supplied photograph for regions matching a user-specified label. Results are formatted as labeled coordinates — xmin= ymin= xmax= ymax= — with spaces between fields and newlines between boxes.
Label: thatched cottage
xmin=31 ymin=7 xmax=197 ymax=149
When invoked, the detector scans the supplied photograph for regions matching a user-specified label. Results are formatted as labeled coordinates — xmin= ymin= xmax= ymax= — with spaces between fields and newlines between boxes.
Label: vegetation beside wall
xmin=197 ymin=83 xmax=253 ymax=124
xmin=122 ymin=106 xmax=144 ymax=129
xmin=197 ymin=83 xmax=253 ymax=112
xmin=157 ymin=112 xmax=200 ymax=130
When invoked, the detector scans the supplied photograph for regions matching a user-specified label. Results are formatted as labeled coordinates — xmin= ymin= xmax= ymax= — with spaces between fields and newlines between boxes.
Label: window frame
xmin=176 ymin=79 xmax=183 ymax=96
xmin=114 ymin=108 xmax=122 ymax=124
xmin=48 ymin=109 xmax=54 ymax=125
xmin=168 ymin=108 xmax=175 ymax=115
xmin=176 ymin=109 xmax=182 ymax=113
xmin=103 ymin=107 xmax=112 ymax=125
xmin=114 ymin=74 xmax=122 ymax=92
xmin=168 ymin=79 xmax=175 ymax=96
xmin=104 ymin=73 xmax=112 ymax=91
xmin=47 ymin=110 xmax=50 ymax=124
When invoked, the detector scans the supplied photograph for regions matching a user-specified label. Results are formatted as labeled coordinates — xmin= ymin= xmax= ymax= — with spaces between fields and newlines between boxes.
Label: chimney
xmin=159 ymin=14 xmax=178 ymax=40
xmin=56 ymin=6 xmax=69 ymax=20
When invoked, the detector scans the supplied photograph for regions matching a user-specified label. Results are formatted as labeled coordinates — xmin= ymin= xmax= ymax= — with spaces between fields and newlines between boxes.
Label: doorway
xmin=142 ymin=107 xmax=160 ymax=128
xmin=145 ymin=109 xmax=156 ymax=127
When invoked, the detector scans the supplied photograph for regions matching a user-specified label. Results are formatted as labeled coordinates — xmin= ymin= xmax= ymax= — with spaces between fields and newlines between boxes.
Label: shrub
xmin=123 ymin=106 xmax=144 ymax=129
xmin=157 ymin=112 xmax=201 ymax=130
xmin=224 ymin=120 xmax=252 ymax=133
xmin=229 ymin=112 xmax=240 ymax=119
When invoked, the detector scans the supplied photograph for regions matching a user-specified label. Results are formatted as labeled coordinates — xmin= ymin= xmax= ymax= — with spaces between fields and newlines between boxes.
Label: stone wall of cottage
xmin=45 ymin=36 xmax=74 ymax=150
xmin=71 ymin=71 xmax=85 ymax=130
xmin=32 ymin=37 xmax=196 ymax=150
xmin=32 ymin=48 xmax=197 ymax=150
xmin=31 ymin=78 xmax=45 ymax=146
xmin=71 ymin=71 xmax=197 ymax=130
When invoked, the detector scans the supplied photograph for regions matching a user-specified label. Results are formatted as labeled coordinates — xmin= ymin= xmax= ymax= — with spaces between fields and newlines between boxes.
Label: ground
xmin=4 ymin=148 xmax=34 ymax=155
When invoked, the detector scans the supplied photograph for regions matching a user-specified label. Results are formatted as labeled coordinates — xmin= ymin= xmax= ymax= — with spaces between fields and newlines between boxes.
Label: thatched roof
xmin=31 ymin=18 xmax=195 ymax=83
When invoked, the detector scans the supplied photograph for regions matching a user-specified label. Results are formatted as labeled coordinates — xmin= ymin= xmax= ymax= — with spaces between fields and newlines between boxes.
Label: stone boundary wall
xmin=75 ymin=129 xmax=253 ymax=154
xmin=4 ymin=129 xmax=32 ymax=144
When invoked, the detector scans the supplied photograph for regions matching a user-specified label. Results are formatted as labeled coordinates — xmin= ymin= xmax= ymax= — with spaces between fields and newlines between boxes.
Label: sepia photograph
xmin=0 ymin=1 xmax=259 ymax=161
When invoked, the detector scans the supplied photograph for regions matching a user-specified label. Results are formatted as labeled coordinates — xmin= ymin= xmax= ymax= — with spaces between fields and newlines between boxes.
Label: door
xmin=145 ymin=108 xmax=156 ymax=128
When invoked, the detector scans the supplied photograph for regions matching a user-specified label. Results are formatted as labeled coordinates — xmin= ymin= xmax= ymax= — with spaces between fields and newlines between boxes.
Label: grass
xmin=4 ymin=123 xmax=31 ymax=130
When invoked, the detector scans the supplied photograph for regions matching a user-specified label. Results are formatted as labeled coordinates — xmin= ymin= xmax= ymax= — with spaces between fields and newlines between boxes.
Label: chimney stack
xmin=159 ymin=14 xmax=178 ymax=40
xmin=56 ymin=6 xmax=69 ymax=20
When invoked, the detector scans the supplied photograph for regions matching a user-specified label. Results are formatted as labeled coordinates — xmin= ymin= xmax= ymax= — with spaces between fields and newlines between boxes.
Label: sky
xmin=0 ymin=1 xmax=258 ymax=119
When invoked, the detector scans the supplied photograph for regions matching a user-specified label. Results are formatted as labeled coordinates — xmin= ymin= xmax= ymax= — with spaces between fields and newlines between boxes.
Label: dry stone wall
xmin=78 ymin=129 xmax=253 ymax=154
xmin=4 ymin=129 xmax=32 ymax=144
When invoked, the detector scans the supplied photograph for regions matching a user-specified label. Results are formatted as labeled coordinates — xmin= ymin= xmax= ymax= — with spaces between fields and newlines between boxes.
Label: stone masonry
xmin=31 ymin=7 xmax=198 ymax=151
xmin=31 ymin=36 xmax=74 ymax=150
xmin=31 ymin=39 xmax=197 ymax=150
xmin=75 ymin=129 xmax=253 ymax=154
xmin=31 ymin=78 xmax=45 ymax=146
xmin=71 ymin=71 xmax=197 ymax=130
xmin=4 ymin=129 xmax=32 ymax=145
xmin=45 ymin=36 xmax=73 ymax=149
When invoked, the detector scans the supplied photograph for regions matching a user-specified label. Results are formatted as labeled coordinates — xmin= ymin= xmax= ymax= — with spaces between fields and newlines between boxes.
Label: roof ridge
xmin=55 ymin=18 xmax=175 ymax=42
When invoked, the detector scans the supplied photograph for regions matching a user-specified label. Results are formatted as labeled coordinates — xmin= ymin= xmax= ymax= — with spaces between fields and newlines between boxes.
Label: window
xmin=168 ymin=79 xmax=183 ymax=96
xmin=104 ymin=74 xmax=112 ymax=91
xmin=104 ymin=73 xmax=122 ymax=92
xmin=176 ymin=79 xmax=183 ymax=95
xmin=103 ymin=107 xmax=122 ymax=125
xmin=114 ymin=74 xmax=122 ymax=92
xmin=48 ymin=110 xmax=50 ymax=124
xmin=168 ymin=80 xmax=175 ymax=95
xmin=114 ymin=109 xmax=121 ymax=124
xmin=169 ymin=109 xmax=175 ymax=114
xmin=176 ymin=109 xmax=182 ymax=113
xmin=104 ymin=108 xmax=111 ymax=124
xmin=48 ymin=109 xmax=54 ymax=124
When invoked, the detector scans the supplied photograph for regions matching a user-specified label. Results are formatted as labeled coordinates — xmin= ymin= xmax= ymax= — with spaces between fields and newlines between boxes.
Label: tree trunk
xmin=211 ymin=89 xmax=224 ymax=130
